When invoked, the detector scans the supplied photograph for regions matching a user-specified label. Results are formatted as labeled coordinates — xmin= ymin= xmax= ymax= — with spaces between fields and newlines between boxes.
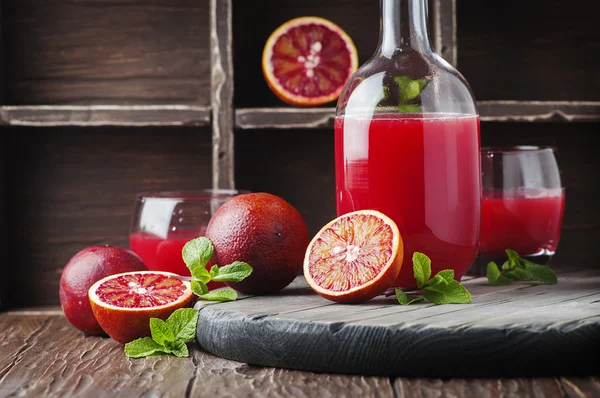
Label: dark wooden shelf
xmin=0 ymin=105 xmax=211 ymax=127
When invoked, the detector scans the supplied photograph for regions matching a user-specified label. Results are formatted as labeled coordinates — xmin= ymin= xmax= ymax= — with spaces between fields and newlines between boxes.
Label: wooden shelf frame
xmin=0 ymin=0 xmax=598 ymax=193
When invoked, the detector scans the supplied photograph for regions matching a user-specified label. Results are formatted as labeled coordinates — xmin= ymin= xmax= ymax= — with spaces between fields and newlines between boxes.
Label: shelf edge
xmin=0 ymin=105 xmax=211 ymax=127
xmin=235 ymin=101 xmax=600 ymax=129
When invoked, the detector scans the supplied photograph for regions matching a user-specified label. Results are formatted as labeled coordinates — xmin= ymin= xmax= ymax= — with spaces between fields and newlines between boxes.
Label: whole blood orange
xmin=59 ymin=246 xmax=147 ymax=335
xmin=262 ymin=16 xmax=358 ymax=106
xmin=205 ymin=192 xmax=309 ymax=294
xmin=304 ymin=210 xmax=404 ymax=304
xmin=88 ymin=271 xmax=193 ymax=344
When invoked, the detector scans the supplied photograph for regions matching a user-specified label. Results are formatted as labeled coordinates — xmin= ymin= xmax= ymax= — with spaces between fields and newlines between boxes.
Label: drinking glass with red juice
xmin=335 ymin=0 xmax=481 ymax=288
xmin=129 ymin=190 xmax=248 ymax=288
xmin=470 ymin=146 xmax=565 ymax=275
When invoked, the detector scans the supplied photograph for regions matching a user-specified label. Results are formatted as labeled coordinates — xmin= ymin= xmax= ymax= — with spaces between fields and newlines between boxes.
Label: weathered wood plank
xmin=196 ymin=270 xmax=600 ymax=377
xmin=2 ymin=0 xmax=209 ymax=105
xmin=0 ymin=314 xmax=395 ymax=397
xmin=210 ymin=0 xmax=235 ymax=190
xmin=190 ymin=349 xmax=395 ymax=398
xmin=0 ymin=315 xmax=196 ymax=397
xmin=0 ymin=132 xmax=6 ymax=310
xmin=560 ymin=377 xmax=600 ymax=398
xmin=0 ymin=105 xmax=211 ymax=127
xmin=394 ymin=377 xmax=564 ymax=398
xmin=0 ymin=315 xmax=50 ymax=381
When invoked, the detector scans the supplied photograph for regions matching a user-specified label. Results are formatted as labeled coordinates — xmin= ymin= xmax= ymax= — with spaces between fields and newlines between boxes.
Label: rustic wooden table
xmin=1 ymin=268 xmax=599 ymax=397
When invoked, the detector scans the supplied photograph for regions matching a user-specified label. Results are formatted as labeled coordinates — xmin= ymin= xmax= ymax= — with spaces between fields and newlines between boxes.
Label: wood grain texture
xmin=0 ymin=315 xmax=50 ymax=380
xmin=195 ymin=270 xmax=600 ymax=378
xmin=0 ymin=315 xmax=196 ymax=397
xmin=4 ymin=126 xmax=212 ymax=308
xmin=0 ymin=105 xmax=211 ymax=127
xmin=394 ymin=378 xmax=565 ymax=398
xmin=457 ymin=0 xmax=600 ymax=101
xmin=1 ymin=313 xmax=599 ymax=396
xmin=2 ymin=0 xmax=209 ymax=105
xmin=211 ymin=0 xmax=235 ymax=190
xmin=189 ymin=349 xmax=395 ymax=398
xmin=0 ymin=132 xmax=6 ymax=310
xmin=0 ymin=313 xmax=396 ymax=397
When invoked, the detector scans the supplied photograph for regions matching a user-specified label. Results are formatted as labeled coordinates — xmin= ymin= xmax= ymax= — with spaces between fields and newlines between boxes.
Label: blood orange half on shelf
xmin=88 ymin=271 xmax=193 ymax=344
xmin=262 ymin=16 xmax=359 ymax=106
xmin=304 ymin=210 xmax=404 ymax=303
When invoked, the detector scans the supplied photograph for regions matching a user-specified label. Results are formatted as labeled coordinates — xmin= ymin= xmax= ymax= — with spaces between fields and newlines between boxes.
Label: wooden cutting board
xmin=195 ymin=267 xmax=600 ymax=377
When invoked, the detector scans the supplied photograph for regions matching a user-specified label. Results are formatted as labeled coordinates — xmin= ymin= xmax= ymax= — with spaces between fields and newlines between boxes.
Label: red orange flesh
xmin=88 ymin=271 xmax=193 ymax=344
xmin=304 ymin=210 xmax=404 ymax=303
xmin=262 ymin=16 xmax=358 ymax=106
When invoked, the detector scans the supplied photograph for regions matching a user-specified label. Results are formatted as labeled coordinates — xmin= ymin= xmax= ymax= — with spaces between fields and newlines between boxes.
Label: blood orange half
xmin=304 ymin=210 xmax=404 ymax=304
xmin=88 ymin=271 xmax=193 ymax=344
xmin=262 ymin=16 xmax=359 ymax=106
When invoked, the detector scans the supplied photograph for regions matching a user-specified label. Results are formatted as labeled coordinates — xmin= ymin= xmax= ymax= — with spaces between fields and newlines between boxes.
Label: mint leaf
xmin=394 ymin=76 xmax=411 ymax=91
xmin=505 ymin=249 xmax=521 ymax=269
xmin=166 ymin=308 xmax=199 ymax=343
xmin=209 ymin=265 xmax=219 ymax=279
xmin=402 ymin=79 xmax=428 ymax=101
xmin=125 ymin=337 xmax=166 ymax=358
xmin=435 ymin=269 xmax=455 ymax=282
xmin=412 ymin=252 xmax=431 ymax=289
xmin=198 ymin=288 xmax=238 ymax=302
xmin=395 ymin=288 xmax=425 ymax=305
xmin=422 ymin=280 xmax=472 ymax=304
xmin=182 ymin=237 xmax=213 ymax=282
xmin=398 ymin=104 xmax=422 ymax=113
xmin=191 ymin=280 xmax=208 ymax=296
xmin=164 ymin=340 xmax=189 ymax=357
xmin=149 ymin=318 xmax=175 ymax=346
xmin=521 ymin=262 xmax=558 ymax=284
xmin=487 ymin=262 xmax=512 ymax=286
xmin=424 ymin=273 xmax=448 ymax=289
xmin=212 ymin=261 xmax=253 ymax=283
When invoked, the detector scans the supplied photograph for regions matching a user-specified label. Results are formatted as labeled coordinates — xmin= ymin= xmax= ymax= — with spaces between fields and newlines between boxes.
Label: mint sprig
xmin=182 ymin=237 xmax=253 ymax=302
xmin=125 ymin=308 xmax=199 ymax=358
xmin=393 ymin=76 xmax=429 ymax=113
xmin=395 ymin=252 xmax=472 ymax=305
xmin=487 ymin=249 xmax=558 ymax=286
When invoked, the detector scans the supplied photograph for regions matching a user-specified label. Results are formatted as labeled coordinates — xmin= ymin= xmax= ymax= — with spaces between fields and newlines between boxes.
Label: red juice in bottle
xmin=335 ymin=113 xmax=481 ymax=287
xmin=479 ymin=188 xmax=565 ymax=258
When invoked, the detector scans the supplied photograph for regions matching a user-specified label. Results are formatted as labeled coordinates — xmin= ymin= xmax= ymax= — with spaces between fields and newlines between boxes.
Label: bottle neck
xmin=379 ymin=0 xmax=433 ymax=58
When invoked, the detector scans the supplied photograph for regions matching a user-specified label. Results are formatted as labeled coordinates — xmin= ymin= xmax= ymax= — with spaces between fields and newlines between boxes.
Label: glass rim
xmin=481 ymin=145 xmax=557 ymax=155
xmin=134 ymin=189 xmax=250 ymax=200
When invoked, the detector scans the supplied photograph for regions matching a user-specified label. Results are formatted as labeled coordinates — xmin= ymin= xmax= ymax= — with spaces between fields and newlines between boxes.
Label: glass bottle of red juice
xmin=335 ymin=0 xmax=481 ymax=288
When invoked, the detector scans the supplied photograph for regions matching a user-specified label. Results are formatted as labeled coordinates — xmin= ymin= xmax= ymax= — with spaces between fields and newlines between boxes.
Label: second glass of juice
xmin=129 ymin=189 xmax=248 ymax=287
xmin=335 ymin=0 xmax=481 ymax=288
xmin=470 ymin=146 xmax=565 ymax=275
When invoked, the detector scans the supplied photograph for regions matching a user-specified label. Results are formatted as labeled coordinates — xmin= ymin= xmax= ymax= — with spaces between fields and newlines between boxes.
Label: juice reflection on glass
xmin=335 ymin=114 xmax=481 ymax=288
